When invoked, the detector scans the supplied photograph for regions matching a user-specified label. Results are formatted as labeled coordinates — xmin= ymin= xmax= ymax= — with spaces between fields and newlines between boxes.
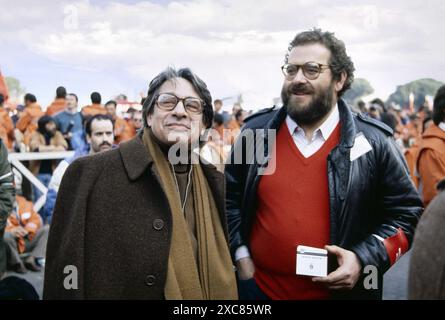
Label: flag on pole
xmin=0 ymin=67 xmax=9 ymax=101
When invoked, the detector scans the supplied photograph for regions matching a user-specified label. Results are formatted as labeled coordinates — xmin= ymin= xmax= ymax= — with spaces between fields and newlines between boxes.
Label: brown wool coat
xmin=409 ymin=188 xmax=445 ymax=299
xmin=43 ymin=134 xmax=229 ymax=299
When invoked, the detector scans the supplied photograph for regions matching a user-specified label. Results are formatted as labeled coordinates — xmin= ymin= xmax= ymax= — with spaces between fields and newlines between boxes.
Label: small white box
xmin=296 ymin=245 xmax=328 ymax=277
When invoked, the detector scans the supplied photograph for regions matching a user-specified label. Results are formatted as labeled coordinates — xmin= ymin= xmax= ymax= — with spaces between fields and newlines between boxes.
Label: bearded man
xmin=225 ymin=29 xmax=422 ymax=300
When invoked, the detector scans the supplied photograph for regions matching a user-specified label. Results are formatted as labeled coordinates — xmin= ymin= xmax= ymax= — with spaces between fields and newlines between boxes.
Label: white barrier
xmin=7 ymin=151 xmax=75 ymax=212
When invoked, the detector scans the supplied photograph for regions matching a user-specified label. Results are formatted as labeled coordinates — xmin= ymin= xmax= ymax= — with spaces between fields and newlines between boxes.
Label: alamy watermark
xmin=62 ymin=263 xmax=380 ymax=291
xmin=165 ymin=120 xmax=277 ymax=175
xmin=63 ymin=4 xmax=79 ymax=30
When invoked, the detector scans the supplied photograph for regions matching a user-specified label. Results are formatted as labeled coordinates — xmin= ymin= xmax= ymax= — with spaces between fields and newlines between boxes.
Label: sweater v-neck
xmin=283 ymin=121 xmax=341 ymax=166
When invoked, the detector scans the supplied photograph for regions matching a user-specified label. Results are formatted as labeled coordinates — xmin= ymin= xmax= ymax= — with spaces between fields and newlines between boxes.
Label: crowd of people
xmin=0 ymin=88 xmax=146 ymax=221
xmin=0 ymin=28 xmax=444 ymax=300
xmin=355 ymin=94 xmax=444 ymax=208
xmin=0 ymin=88 xmax=145 ymax=280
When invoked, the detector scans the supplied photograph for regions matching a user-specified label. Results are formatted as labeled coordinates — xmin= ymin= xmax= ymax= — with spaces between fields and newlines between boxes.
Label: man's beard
xmin=45 ymin=129 xmax=56 ymax=137
xmin=281 ymin=81 xmax=335 ymax=126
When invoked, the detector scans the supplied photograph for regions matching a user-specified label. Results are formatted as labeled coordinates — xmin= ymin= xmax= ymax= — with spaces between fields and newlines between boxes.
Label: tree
xmin=386 ymin=78 xmax=444 ymax=109
xmin=5 ymin=76 xmax=26 ymax=100
xmin=343 ymin=78 xmax=374 ymax=106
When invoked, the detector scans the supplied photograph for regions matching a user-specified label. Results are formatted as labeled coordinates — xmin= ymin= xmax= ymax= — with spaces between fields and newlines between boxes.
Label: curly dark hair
xmin=85 ymin=114 xmax=114 ymax=137
xmin=285 ymin=28 xmax=355 ymax=98
xmin=433 ymin=85 xmax=445 ymax=125
xmin=142 ymin=67 xmax=213 ymax=129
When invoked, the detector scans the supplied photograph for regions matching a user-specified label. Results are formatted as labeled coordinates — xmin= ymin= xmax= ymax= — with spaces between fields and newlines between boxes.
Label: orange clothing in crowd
xmin=226 ymin=118 xmax=241 ymax=145
xmin=201 ymin=123 xmax=231 ymax=172
xmin=16 ymin=103 xmax=45 ymax=146
xmin=215 ymin=123 xmax=224 ymax=140
xmin=417 ymin=124 xmax=445 ymax=207
xmin=114 ymin=117 xmax=135 ymax=144
xmin=46 ymin=98 xmax=66 ymax=116
xmin=28 ymin=130 xmax=68 ymax=175
xmin=0 ymin=70 xmax=8 ymax=100
xmin=203 ymin=140 xmax=228 ymax=173
xmin=404 ymin=121 xmax=422 ymax=145
xmin=227 ymin=118 xmax=240 ymax=131
xmin=126 ymin=119 xmax=138 ymax=136
xmin=404 ymin=144 xmax=420 ymax=188
xmin=81 ymin=103 xmax=107 ymax=117
xmin=5 ymin=196 xmax=42 ymax=254
xmin=0 ymin=107 xmax=14 ymax=149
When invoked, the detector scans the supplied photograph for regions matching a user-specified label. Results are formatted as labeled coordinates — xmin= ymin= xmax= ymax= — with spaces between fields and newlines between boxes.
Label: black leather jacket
xmin=225 ymin=99 xmax=423 ymax=299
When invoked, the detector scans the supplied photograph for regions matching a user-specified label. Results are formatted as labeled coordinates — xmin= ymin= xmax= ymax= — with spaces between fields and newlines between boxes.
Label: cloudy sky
xmin=1 ymin=0 xmax=444 ymax=111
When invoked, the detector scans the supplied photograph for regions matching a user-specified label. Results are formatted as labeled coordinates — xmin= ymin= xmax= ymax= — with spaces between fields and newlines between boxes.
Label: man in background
xmin=105 ymin=100 xmax=132 ymax=144
xmin=43 ymin=114 xmax=115 ymax=224
xmin=53 ymin=93 xmax=83 ymax=150
xmin=0 ymin=94 xmax=14 ymax=150
xmin=28 ymin=116 xmax=68 ymax=222
xmin=0 ymin=140 xmax=15 ymax=279
xmin=3 ymin=195 xmax=49 ymax=273
xmin=417 ymin=85 xmax=445 ymax=207
xmin=81 ymin=92 xmax=106 ymax=117
xmin=46 ymin=86 xmax=67 ymax=116
xmin=15 ymin=93 xmax=44 ymax=148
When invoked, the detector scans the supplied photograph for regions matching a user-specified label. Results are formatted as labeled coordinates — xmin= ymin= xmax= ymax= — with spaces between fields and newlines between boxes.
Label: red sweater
xmin=250 ymin=120 xmax=341 ymax=300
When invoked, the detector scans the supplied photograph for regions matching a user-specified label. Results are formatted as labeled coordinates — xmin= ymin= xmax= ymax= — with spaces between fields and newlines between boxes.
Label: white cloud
xmin=1 ymin=0 xmax=444 ymax=109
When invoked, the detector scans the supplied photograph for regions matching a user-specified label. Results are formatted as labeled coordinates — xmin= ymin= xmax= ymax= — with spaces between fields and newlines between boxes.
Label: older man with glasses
xmin=44 ymin=67 xmax=238 ymax=300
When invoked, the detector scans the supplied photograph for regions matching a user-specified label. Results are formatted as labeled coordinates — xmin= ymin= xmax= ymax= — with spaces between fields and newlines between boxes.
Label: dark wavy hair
xmin=433 ymin=85 xmax=445 ymax=125
xmin=285 ymin=28 xmax=355 ymax=98
xmin=85 ymin=114 xmax=114 ymax=137
xmin=142 ymin=67 xmax=213 ymax=129
xmin=37 ymin=115 xmax=56 ymax=134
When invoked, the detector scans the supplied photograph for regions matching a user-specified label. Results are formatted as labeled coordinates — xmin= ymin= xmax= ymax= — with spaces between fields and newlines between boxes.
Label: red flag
xmin=0 ymin=67 xmax=9 ymax=101
xmin=383 ymin=228 xmax=409 ymax=266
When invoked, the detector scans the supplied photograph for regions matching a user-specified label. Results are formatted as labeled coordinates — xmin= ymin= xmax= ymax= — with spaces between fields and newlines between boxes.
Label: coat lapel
xmin=328 ymin=100 xmax=357 ymax=244
xmin=333 ymin=99 xmax=356 ymax=201
xmin=119 ymin=133 xmax=153 ymax=181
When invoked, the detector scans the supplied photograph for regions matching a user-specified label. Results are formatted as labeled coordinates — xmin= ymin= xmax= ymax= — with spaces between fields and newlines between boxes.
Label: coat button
xmin=153 ymin=219 xmax=164 ymax=230
xmin=145 ymin=275 xmax=156 ymax=286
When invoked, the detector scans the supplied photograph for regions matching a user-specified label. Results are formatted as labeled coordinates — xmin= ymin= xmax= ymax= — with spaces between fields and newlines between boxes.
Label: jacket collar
xmin=119 ymin=132 xmax=153 ymax=181
xmin=337 ymin=98 xmax=356 ymax=148
xmin=286 ymin=104 xmax=340 ymax=141
xmin=423 ymin=123 xmax=445 ymax=141
xmin=266 ymin=105 xmax=288 ymax=131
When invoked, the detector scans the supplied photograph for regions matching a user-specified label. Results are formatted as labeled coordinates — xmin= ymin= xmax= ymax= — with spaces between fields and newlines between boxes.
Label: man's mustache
xmin=100 ymin=142 xmax=112 ymax=147
xmin=288 ymin=83 xmax=314 ymax=95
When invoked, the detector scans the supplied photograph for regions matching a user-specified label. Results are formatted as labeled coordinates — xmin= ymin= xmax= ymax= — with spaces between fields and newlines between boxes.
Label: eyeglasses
xmin=281 ymin=62 xmax=331 ymax=80
xmin=155 ymin=93 xmax=204 ymax=115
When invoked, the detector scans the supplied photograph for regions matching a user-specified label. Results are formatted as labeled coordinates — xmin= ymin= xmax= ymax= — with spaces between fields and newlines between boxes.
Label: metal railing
xmin=8 ymin=151 xmax=75 ymax=212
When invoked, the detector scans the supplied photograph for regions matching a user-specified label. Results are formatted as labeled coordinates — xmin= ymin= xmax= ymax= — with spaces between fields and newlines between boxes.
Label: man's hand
xmin=10 ymin=226 xmax=29 ymax=239
xmin=312 ymin=245 xmax=362 ymax=290
xmin=236 ymin=257 xmax=256 ymax=280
